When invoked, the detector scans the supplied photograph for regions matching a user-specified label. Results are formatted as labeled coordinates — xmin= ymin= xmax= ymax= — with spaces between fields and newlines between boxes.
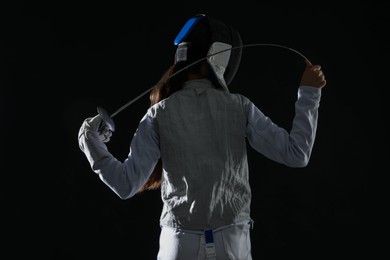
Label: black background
xmin=1 ymin=1 xmax=388 ymax=259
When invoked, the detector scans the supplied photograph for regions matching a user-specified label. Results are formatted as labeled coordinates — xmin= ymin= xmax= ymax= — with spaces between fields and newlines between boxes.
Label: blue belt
xmin=204 ymin=229 xmax=216 ymax=259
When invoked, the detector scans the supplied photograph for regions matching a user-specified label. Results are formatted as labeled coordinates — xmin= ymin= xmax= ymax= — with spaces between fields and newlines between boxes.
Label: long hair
xmin=138 ymin=19 xmax=212 ymax=193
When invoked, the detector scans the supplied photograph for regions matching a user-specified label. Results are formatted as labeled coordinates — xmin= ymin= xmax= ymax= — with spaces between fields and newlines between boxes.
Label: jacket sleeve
xmin=78 ymin=112 xmax=160 ymax=199
xmin=246 ymin=86 xmax=322 ymax=167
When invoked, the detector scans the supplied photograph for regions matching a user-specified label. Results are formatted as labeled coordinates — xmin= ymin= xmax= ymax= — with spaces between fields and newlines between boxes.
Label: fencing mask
xmin=173 ymin=14 xmax=242 ymax=91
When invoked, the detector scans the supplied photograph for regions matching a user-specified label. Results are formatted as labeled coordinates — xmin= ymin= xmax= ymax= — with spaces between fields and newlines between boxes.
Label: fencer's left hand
xmin=79 ymin=115 xmax=112 ymax=143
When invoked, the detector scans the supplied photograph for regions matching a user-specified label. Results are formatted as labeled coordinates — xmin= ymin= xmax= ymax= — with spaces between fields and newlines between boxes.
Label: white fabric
xmin=78 ymin=79 xmax=322 ymax=229
xmin=207 ymin=42 xmax=231 ymax=91
xmin=157 ymin=221 xmax=252 ymax=260
xmin=78 ymin=115 xmax=112 ymax=143
xmin=78 ymin=78 xmax=322 ymax=258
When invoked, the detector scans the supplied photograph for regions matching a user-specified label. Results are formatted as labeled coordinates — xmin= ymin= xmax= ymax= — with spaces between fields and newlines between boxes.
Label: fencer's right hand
xmin=300 ymin=59 xmax=326 ymax=89
xmin=78 ymin=115 xmax=113 ymax=143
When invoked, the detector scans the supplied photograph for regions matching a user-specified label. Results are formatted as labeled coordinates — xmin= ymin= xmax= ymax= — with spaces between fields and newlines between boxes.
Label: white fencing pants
xmin=157 ymin=220 xmax=253 ymax=260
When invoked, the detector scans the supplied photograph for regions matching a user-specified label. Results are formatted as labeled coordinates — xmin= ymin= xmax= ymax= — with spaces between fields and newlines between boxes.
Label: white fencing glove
xmin=79 ymin=114 xmax=113 ymax=143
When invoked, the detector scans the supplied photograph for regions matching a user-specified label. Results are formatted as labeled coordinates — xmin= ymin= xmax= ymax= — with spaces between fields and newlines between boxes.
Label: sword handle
xmin=97 ymin=106 xmax=115 ymax=132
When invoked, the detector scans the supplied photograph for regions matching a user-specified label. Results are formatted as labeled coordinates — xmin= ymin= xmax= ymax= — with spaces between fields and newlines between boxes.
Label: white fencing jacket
xmin=78 ymin=78 xmax=322 ymax=230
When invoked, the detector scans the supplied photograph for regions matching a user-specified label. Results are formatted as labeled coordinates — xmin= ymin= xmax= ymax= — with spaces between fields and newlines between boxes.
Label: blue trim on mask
xmin=174 ymin=14 xmax=205 ymax=45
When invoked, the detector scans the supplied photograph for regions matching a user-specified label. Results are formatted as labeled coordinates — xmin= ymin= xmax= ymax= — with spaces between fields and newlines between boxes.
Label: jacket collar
xmin=182 ymin=78 xmax=216 ymax=94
